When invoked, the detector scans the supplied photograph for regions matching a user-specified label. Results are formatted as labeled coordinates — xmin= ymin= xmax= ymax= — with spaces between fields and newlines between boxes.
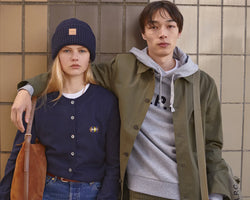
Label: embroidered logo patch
xmin=89 ymin=126 xmax=99 ymax=133
xmin=69 ymin=28 xmax=77 ymax=35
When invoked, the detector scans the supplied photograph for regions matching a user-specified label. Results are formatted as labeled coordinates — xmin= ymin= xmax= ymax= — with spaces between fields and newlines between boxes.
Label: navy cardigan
xmin=0 ymin=84 xmax=120 ymax=200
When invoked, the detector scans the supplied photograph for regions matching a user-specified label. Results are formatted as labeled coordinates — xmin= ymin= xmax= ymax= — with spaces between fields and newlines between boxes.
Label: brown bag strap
xmin=24 ymin=97 xmax=37 ymax=200
xmin=193 ymin=70 xmax=209 ymax=200
xmin=25 ymin=97 xmax=37 ymax=137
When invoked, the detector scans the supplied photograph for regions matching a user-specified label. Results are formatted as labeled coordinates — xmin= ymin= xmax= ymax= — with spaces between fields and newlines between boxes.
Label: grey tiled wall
xmin=1 ymin=0 xmax=250 ymax=199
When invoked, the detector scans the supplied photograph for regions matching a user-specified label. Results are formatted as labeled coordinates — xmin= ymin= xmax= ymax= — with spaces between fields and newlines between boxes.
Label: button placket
xmin=70 ymin=99 xmax=75 ymax=120
xmin=69 ymin=99 xmax=76 ymax=175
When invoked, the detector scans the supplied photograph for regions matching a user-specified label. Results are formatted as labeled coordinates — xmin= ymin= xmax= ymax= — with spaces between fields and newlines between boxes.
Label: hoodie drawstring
xmin=170 ymin=75 xmax=175 ymax=112
xmin=156 ymin=66 xmax=165 ymax=109
xmin=157 ymin=65 xmax=176 ymax=112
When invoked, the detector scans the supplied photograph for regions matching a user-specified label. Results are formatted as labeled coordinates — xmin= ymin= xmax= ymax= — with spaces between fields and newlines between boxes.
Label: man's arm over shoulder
xmin=91 ymin=56 xmax=119 ymax=91
xmin=11 ymin=72 xmax=50 ymax=132
xmin=91 ymin=62 xmax=112 ymax=90
xmin=91 ymin=53 xmax=137 ymax=91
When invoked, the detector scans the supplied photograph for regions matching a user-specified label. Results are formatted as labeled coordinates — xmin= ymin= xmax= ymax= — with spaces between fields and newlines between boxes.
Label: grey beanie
xmin=51 ymin=18 xmax=96 ymax=61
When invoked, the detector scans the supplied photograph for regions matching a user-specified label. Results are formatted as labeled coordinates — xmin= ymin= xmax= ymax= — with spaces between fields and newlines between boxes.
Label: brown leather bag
xmin=11 ymin=98 xmax=47 ymax=200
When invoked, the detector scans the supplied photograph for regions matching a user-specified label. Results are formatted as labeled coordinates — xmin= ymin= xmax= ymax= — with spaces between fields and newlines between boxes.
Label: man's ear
xmin=141 ymin=32 xmax=146 ymax=40
xmin=178 ymin=31 xmax=182 ymax=39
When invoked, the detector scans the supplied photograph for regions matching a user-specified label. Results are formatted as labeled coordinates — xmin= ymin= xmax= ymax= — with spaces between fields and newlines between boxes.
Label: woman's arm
xmin=97 ymin=96 xmax=121 ymax=200
xmin=0 ymin=135 xmax=22 ymax=200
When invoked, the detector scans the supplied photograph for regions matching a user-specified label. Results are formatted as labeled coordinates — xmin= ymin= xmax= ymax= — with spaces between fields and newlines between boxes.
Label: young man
xmin=10 ymin=1 xmax=231 ymax=200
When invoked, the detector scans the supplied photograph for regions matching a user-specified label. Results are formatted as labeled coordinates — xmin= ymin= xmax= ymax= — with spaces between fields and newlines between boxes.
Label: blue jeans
xmin=43 ymin=175 xmax=101 ymax=200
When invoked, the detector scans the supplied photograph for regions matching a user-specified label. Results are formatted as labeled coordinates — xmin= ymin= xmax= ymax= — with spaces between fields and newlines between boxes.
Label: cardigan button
xmin=71 ymin=100 xmax=75 ymax=105
xmin=71 ymin=116 xmax=75 ymax=120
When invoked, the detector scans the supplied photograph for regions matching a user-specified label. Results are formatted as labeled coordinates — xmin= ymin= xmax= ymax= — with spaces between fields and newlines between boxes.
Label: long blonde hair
xmin=41 ymin=55 xmax=96 ymax=102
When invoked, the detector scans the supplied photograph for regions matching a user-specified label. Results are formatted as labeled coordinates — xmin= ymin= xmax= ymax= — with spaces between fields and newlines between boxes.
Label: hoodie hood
xmin=130 ymin=46 xmax=198 ymax=112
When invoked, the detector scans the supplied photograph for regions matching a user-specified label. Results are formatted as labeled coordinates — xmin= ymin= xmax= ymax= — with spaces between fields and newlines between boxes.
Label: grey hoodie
xmin=126 ymin=47 xmax=198 ymax=199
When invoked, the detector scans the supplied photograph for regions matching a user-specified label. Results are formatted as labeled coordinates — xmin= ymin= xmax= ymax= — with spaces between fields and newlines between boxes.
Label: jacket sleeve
xmin=97 ymin=96 xmax=121 ymax=200
xmin=201 ymin=72 xmax=231 ymax=199
xmin=91 ymin=58 xmax=117 ymax=91
xmin=17 ymin=72 xmax=50 ymax=96
xmin=0 ymin=117 xmax=37 ymax=200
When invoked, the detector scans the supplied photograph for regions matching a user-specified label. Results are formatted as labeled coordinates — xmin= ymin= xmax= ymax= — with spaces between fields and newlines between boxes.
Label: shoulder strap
xmin=193 ymin=70 xmax=209 ymax=200
xmin=24 ymin=97 xmax=37 ymax=200
xmin=25 ymin=97 xmax=37 ymax=137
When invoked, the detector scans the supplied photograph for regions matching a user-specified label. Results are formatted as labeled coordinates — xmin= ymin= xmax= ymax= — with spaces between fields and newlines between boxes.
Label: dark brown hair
xmin=139 ymin=1 xmax=183 ymax=33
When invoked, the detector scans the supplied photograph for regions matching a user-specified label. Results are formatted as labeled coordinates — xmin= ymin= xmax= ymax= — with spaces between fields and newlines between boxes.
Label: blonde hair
xmin=41 ymin=55 xmax=96 ymax=102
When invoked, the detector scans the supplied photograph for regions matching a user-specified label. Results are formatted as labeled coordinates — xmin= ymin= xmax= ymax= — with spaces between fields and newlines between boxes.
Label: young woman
xmin=0 ymin=18 xmax=120 ymax=200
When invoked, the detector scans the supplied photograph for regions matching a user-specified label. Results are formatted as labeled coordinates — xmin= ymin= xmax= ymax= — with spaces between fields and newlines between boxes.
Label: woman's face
xmin=58 ymin=45 xmax=90 ymax=78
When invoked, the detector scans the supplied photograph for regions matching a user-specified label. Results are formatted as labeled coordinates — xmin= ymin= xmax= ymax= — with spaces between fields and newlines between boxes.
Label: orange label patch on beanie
xmin=69 ymin=28 xmax=77 ymax=35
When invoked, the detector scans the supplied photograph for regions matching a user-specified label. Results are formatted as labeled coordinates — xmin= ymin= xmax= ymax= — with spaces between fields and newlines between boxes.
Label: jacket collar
xmin=182 ymin=74 xmax=194 ymax=83
xmin=136 ymin=60 xmax=153 ymax=74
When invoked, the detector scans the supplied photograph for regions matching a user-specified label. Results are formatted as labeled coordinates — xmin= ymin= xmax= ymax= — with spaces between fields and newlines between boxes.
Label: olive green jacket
xmin=21 ymin=53 xmax=231 ymax=200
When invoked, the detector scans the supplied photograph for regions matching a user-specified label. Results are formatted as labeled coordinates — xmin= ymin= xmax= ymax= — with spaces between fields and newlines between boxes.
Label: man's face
xmin=142 ymin=9 xmax=181 ymax=60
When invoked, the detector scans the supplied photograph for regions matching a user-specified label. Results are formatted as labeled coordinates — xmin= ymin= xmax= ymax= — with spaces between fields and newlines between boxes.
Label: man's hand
xmin=11 ymin=90 xmax=32 ymax=132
